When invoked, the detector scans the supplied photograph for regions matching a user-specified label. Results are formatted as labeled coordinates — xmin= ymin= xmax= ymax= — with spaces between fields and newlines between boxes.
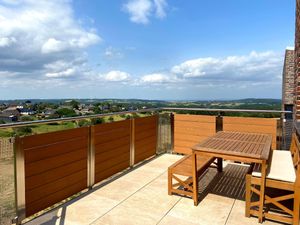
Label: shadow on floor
xmin=197 ymin=163 xmax=250 ymax=203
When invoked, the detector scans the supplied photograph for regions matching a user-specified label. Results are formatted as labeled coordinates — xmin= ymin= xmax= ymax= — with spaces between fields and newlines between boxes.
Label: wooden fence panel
xmin=223 ymin=117 xmax=278 ymax=149
xmin=134 ymin=115 xmax=158 ymax=164
xmin=22 ymin=127 xmax=89 ymax=217
xmin=93 ymin=120 xmax=130 ymax=183
xmin=174 ymin=114 xmax=216 ymax=154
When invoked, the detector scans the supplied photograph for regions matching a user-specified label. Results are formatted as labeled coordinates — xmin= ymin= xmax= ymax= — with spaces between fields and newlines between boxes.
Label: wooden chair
xmin=245 ymin=133 xmax=300 ymax=225
xmin=168 ymin=154 xmax=221 ymax=203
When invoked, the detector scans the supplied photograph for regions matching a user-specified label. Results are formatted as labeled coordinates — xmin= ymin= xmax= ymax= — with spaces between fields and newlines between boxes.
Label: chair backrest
xmin=290 ymin=133 xmax=300 ymax=169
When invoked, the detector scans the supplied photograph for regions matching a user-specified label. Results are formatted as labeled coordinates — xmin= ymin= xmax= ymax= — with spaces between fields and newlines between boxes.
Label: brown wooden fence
xmin=22 ymin=127 xmax=89 ymax=217
xmin=15 ymin=115 xmax=159 ymax=219
xmin=134 ymin=115 xmax=158 ymax=164
xmin=174 ymin=114 xmax=216 ymax=154
xmin=223 ymin=116 xmax=278 ymax=149
xmin=93 ymin=120 xmax=131 ymax=183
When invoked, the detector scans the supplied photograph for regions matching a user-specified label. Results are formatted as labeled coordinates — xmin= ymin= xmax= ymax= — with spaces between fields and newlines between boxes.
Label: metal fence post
xmin=155 ymin=113 xmax=160 ymax=155
xmin=216 ymin=112 xmax=224 ymax=132
xmin=87 ymin=126 xmax=95 ymax=189
xmin=13 ymin=136 xmax=26 ymax=225
xmin=130 ymin=118 xmax=135 ymax=166
xmin=170 ymin=113 xmax=174 ymax=153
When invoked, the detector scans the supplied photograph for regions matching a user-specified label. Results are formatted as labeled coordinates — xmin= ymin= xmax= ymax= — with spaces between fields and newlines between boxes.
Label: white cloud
xmin=140 ymin=73 xmax=172 ymax=83
xmin=104 ymin=46 xmax=123 ymax=59
xmin=171 ymin=51 xmax=283 ymax=82
xmin=0 ymin=36 xmax=16 ymax=47
xmin=153 ymin=0 xmax=167 ymax=18
xmin=46 ymin=68 xmax=75 ymax=78
xmin=0 ymin=0 xmax=101 ymax=81
xmin=102 ymin=70 xmax=131 ymax=82
xmin=123 ymin=0 xmax=168 ymax=24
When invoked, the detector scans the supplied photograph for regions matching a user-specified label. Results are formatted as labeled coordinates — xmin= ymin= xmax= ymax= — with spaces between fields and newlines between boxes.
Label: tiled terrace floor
xmin=25 ymin=154 xmax=280 ymax=225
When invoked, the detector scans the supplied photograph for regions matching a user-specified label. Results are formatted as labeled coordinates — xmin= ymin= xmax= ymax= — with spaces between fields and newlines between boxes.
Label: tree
xmin=70 ymin=100 xmax=79 ymax=110
xmin=56 ymin=108 xmax=77 ymax=117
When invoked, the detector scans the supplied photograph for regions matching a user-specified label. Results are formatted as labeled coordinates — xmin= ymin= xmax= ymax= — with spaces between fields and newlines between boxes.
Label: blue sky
xmin=0 ymin=0 xmax=295 ymax=100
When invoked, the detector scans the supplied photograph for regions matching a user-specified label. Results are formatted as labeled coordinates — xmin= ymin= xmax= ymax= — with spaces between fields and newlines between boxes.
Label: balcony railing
xmin=0 ymin=107 xmax=292 ymax=225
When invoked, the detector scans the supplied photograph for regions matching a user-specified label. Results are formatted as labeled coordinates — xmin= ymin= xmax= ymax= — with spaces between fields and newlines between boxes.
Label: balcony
xmin=0 ymin=108 xmax=292 ymax=225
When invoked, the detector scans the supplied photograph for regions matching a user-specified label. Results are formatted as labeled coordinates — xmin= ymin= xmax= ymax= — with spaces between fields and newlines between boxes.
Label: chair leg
xmin=293 ymin=188 xmax=300 ymax=225
xmin=245 ymin=174 xmax=251 ymax=217
xmin=168 ymin=168 xmax=172 ymax=195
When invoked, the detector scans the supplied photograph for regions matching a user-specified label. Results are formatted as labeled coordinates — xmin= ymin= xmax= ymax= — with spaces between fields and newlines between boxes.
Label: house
xmin=19 ymin=108 xmax=35 ymax=116
xmin=2 ymin=108 xmax=20 ymax=117
xmin=0 ymin=115 xmax=17 ymax=123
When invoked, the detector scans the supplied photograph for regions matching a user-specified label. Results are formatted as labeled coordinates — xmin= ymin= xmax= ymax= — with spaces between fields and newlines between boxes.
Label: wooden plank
xmin=95 ymin=149 xmax=130 ymax=168
xmin=175 ymin=121 xmax=216 ymax=130
xmin=26 ymin=178 xmax=86 ymax=217
xmin=23 ymin=127 xmax=88 ymax=149
xmin=95 ymin=145 xmax=130 ymax=162
xmin=174 ymin=146 xmax=192 ymax=155
xmin=94 ymin=136 xmax=130 ymax=155
xmin=25 ymin=148 xmax=87 ymax=177
xmin=24 ymin=137 xmax=87 ymax=163
xmin=25 ymin=169 xmax=87 ymax=205
xmin=25 ymin=159 xmax=87 ymax=191
xmin=95 ymin=160 xmax=129 ymax=183
xmin=174 ymin=114 xmax=216 ymax=123
xmin=94 ymin=129 xmax=130 ymax=145
xmin=93 ymin=120 xmax=130 ymax=133
xmin=223 ymin=117 xmax=277 ymax=126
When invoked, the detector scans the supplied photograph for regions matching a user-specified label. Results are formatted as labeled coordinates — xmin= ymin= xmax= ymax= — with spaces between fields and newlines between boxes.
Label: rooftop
xmin=24 ymin=154 xmax=280 ymax=225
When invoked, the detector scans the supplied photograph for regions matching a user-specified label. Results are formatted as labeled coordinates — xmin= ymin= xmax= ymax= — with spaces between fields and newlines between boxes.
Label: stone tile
xmin=167 ymin=194 xmax=234 ymax=225
xmin=226 ymin=200 xmax=280 ymax=225
xmin=158 ymin=215 xmax=199 ymax=225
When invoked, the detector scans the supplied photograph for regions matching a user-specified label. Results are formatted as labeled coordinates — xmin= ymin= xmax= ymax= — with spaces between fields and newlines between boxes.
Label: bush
xmin=14 ymin=127 xmax=33 ymax=136
xmin=77 ymin=119 xmax=91 ymax=127
xmin=91 ymin=118 xmax=104 ymax=125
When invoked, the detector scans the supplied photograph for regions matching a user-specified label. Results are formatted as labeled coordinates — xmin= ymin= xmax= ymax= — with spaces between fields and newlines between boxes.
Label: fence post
xmin=170 ymin=113 xmax=174 ymax=153
xmin=130 ymin=118 xmax=135 ymax=166
xmin=13 ymin=136 xmax=26 ymax=225
xmin=87 ymin=126 xmax=95 ymax=189
xmin=155 ymin=113 xmax=160 ymax=155
xmin=216 ymin=112 xmax=224 ymax=132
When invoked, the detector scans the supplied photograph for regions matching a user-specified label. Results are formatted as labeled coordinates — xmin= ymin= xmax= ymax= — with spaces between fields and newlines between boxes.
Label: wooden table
xmin=191 ymin=131 xmax=272 ymax=223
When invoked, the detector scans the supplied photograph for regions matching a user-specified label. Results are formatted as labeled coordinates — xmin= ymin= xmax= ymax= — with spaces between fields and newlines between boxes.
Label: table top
xmin=192 ymin=131 xmax=272 ymax=161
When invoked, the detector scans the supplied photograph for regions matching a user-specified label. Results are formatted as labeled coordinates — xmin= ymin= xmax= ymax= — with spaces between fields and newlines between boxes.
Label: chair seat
xmin=252 ymin=150 xmax=296 ymax=183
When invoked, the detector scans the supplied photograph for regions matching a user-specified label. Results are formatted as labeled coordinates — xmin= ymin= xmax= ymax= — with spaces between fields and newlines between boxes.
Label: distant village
xmin=0 ymin=100 xmax=150 ymax=124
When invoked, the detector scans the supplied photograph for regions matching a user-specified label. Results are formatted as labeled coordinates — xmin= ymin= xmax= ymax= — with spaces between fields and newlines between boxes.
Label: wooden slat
xmin=94 ymin=136 xmax=130 ymax=155
xmin=174 ymin=114 xmax=216 ymax=154
xmin=25 ymin=169 xmax=87 ymax=205
xmin=25 ymin=159 xmax=87 ymax=191
xmin=223 ymin=117 xmax=277 ymax=149
xmin=95 ymin=160 xmax=129 ymax=183
xmin=174 ymin=114 xmax=215 ymax=123
xmin=24 ymin=136 xmax=87 ymax=163
xmin=95 ymin=150 xmax=130 ymax=172
xmin=25 ymin=148 xmax=86 ymax=177
xmin=134 ymin=115 xmax=158 ymax=164
xmin=22 ymin=127 xmax=88 ymax=149
xmin=26 ymin=179 xmax=86 ymax=217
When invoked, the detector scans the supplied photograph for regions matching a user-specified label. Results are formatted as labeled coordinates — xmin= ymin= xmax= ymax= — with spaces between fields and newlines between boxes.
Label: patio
xmin=24 ymin=154 xmax=280 ymax=225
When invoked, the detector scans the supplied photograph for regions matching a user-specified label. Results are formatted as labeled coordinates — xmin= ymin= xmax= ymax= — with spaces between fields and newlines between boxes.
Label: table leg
xmin=192 ymin=152 xmax=198 ymax=206
xmin=217 ymin=157 xmax=223 ymax=172
xmin=258 ymin=160 xmax=266 ymax=223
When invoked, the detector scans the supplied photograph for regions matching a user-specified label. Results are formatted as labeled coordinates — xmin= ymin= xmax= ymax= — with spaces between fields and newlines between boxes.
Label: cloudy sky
xmin=0 ymin=0 xmax=295 ymax=100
